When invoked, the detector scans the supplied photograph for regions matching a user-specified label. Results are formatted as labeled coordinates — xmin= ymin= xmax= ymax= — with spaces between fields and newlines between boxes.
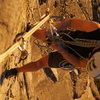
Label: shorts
xmin=48 ymin=51 xmax=73 ymax=69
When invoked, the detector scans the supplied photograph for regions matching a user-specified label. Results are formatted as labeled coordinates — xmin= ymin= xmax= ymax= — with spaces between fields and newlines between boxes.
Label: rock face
xmin=0 ymin=0 xmax=100 ymax=100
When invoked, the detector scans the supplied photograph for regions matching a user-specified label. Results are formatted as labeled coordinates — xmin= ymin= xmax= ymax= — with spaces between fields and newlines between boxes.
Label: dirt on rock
xmin=0 ymin=0 xmax=100 ymax=100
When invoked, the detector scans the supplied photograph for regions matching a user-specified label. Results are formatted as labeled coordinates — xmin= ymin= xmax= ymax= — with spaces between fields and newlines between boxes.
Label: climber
xmin=1 ymin=18 xmax=100 ymax=82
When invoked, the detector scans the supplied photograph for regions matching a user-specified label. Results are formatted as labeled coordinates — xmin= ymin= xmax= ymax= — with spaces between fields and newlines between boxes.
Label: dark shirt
xmin=60 ymin=28 xmax=100 ymax=59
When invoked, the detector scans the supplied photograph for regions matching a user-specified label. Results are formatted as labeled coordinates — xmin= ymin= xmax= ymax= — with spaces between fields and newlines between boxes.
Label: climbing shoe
xmin=0 ymin=68 xmax=18 ymax=85
xmin=5 ymin=68 xmax=18 ymax=78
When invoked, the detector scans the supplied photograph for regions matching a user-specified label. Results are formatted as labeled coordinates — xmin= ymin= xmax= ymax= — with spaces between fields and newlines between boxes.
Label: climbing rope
xmin=61 ymin=35 xmax=100 ymax=48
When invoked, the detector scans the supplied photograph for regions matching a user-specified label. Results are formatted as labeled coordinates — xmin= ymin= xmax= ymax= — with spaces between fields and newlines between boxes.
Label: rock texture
xmin=0 ymin=0 xmax=100 ymax=100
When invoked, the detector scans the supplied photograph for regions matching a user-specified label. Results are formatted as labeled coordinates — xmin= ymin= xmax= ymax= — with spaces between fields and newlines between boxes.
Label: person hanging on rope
xmin=1 ymin=18 xmax=100 ymax=87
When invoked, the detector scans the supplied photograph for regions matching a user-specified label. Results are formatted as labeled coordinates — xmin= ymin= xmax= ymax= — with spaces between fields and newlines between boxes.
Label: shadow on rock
xmin=43 ymin=68 xmax=58 ymax=82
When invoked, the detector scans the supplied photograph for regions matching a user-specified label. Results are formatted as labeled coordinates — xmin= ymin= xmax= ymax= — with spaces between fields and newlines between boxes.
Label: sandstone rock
xmin=0 ymin=0 xmax=99 ymax=100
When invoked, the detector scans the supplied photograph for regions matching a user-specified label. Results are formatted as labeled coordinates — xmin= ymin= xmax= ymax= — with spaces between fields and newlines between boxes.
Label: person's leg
xmin=4 ymin=56 xmax=49 ymax=78
xmin=16 ymin=56 xmax=49 ymax=72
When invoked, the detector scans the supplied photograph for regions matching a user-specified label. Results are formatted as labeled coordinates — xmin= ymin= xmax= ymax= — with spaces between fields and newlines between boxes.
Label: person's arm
xmin=56 ymin=18 xmax=100 ymax=32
